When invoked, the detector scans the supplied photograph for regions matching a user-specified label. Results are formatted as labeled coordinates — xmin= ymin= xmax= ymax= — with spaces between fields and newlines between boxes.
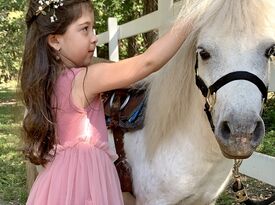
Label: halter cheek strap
xmin=195 ymin=54 xmax=268 ymax=131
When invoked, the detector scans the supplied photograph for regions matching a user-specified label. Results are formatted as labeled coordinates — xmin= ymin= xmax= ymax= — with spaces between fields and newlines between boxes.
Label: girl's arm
xmin=73 ymin=20 xmax=192 ymax=106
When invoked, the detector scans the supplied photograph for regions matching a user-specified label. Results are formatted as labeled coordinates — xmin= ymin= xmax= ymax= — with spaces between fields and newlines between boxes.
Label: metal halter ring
xmin=206 ymin=91 xmax=216 ymax=111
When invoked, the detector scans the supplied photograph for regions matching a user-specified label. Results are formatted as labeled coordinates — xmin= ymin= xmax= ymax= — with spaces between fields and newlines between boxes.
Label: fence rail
xmin=95 ymin=0 xmax=275 ymax=186
xmin=240 ymin=153 xmax=275 ymax=186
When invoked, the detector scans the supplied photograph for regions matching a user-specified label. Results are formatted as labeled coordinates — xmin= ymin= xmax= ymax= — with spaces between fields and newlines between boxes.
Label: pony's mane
xmin=144 ymin=0 xmax=275 ymax=155
xmin=177 ymin=0 xmax=275 ymax=35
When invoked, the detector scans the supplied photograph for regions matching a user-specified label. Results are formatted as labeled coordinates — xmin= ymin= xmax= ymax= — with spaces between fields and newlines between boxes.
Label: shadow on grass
xmin=0 ymin=87 xmax=18 ymax=104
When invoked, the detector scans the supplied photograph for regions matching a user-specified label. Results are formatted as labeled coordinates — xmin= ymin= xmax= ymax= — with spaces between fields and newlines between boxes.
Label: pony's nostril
xmin=218 ymin=119 xmax=264 ymax=144
xmin=252 ymin=121 xmax=265 ymax=144
xmin=220 ymin=121 xmax=231 ymax=140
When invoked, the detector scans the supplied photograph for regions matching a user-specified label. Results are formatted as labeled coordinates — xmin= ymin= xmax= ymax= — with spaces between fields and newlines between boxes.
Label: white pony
xmin=123 ymin=0 xmax=275 ymax=204
xmin=26 ymin=0 xmax=275 ymax=204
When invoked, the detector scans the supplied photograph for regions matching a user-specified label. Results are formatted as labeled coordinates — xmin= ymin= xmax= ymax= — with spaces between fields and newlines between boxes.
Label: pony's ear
xmin=47 ymin=34 xmax=61 ymax=51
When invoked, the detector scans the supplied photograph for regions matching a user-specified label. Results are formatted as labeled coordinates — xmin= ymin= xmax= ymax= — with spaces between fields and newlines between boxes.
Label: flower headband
xmin=35 ymin=0 xmax=64 ymax=22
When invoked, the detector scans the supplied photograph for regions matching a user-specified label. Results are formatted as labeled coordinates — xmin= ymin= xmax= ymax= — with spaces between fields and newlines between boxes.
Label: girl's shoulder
xmin=55 ymin=67 xmax=85 ymax=93
xmin=56 ymin=67 xmax=86 ymax=84
xmin=63 ymin=67 xmax=85 ymax=77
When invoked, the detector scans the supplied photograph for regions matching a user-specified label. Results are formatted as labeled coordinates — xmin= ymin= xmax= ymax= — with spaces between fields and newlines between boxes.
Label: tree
xmin=93 ymin=0 xmax=158 ymax=59
xmin=0 ymin=0 xmax=25 ymax=83
xmin=142 ymin=0 xmax=158 ymax=48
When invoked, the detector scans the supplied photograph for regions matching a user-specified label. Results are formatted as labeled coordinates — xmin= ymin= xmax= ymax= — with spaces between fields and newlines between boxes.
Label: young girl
xmin=19 ymin=0 xmax=192 ymax=204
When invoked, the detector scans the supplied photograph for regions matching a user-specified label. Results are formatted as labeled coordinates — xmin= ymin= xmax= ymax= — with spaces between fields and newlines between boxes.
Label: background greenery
xmin=0 ymin=82 xmax=26 ymax=204
xmin=0 ymin=0 xmax=25 ymax=84
xmin=0 ymin=0 xmax=158 ymax=83
xmin=0 ymin=0 xmax=274 ymax=204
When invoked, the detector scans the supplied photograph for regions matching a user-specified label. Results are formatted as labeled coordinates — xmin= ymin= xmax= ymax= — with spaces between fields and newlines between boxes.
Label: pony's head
xmin=145 ymin=0 xmax=275 ymax=159
xmin=190 ymin=0 xmax=275 ymax=158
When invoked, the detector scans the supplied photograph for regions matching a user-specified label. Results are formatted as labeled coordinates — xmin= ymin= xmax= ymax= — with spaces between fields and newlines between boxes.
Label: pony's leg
xmin=123 ymin=192 xmax=136 ymax=205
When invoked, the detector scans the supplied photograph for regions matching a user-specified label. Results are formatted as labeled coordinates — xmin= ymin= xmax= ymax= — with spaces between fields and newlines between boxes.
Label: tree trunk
xmin=127 ymin=0 xmax=158 ymax=57
xmin=143 ymin=0 xmax=158 ymax=47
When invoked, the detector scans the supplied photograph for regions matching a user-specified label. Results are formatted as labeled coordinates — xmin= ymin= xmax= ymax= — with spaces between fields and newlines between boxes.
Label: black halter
xmin=194 ymin=54 xmax=268 ymax=131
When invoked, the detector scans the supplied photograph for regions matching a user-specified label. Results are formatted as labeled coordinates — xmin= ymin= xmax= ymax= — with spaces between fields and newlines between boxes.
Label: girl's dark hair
xmin=19 ymin=0 xmax=93 ymax=165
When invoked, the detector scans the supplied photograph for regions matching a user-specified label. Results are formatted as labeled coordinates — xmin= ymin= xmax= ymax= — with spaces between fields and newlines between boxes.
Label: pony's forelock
xmin=177 ymin=0 xmax=275 ymax=37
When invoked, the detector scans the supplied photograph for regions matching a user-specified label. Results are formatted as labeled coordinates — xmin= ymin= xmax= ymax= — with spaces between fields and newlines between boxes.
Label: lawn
xmin=0 ymin=83 xmax=274 ymax=204
xmin=0 ymin=82 xmax=27 ymax=204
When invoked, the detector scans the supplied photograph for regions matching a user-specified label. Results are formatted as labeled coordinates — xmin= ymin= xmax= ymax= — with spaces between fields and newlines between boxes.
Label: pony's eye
xmin=265 ymin=44 xmax=275 ymax=58
xmin=199 ymin=50 xmax=211 ymax=60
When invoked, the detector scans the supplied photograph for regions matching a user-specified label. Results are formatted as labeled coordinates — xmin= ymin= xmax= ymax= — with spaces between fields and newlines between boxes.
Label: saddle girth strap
xmin=109 ymin=90 xmax=133 ymax=193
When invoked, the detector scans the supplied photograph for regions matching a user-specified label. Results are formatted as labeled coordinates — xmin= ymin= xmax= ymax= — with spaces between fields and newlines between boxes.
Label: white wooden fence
xmin=95 ymin=0 xmax=275 ymax=186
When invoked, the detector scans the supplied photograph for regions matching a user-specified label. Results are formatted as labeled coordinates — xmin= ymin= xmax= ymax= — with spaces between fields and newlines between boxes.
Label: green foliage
xmin=93 ymin=0 xmax=143 ymax=33
xmin=262 ymin=93 xmax=275 ymax=132
xmin=257 ymin=93 xmax=275 ymax=156
xmin=0 ymin=0 xmax=26 ymax=84
xmin=0 ymin=0 xmax=153 ymax=83
xmin=93 ymin=0 xmax=149 ymax=59
xmin=257 ymin=130 xmax=275 ymax=156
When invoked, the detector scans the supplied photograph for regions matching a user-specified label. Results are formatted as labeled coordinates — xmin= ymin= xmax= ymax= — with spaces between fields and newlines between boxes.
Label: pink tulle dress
xmin=26 ymin=68 xmax=124 ymax=205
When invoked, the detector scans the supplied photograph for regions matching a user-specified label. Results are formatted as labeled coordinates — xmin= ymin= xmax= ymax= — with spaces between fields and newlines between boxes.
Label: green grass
xmin=257 ymin=130 xmax=275 ymax=157
xmin=0 ymin=82 xmax=18 ymax=103
xmin=257 ymin=93 xmax=275 ymax=156
xmin=216 ymin=191 xmax=234 ymax=205
xmin=0 ymin=82 xmax=27 ymax=204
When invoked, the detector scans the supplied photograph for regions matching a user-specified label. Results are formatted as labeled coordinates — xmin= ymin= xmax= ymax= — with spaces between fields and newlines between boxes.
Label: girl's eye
xmin=82 ymin=27 xmax=89 ymax=32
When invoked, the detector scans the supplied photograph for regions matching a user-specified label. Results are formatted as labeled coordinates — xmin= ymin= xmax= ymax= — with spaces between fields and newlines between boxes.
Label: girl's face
xmin=58 ymin=7 xmax=97 ymax=67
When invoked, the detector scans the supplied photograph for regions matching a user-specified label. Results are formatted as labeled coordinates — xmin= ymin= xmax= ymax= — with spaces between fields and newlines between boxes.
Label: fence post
xmin=270 ymin=62 xmax=275 ymax=91
xmin=108 ymin=17 xmax=119 ymax=62
xmin=93 ymin=29 xmax=98 ymax=57
xmin=158 ymin=0 xmax=174 ymax=36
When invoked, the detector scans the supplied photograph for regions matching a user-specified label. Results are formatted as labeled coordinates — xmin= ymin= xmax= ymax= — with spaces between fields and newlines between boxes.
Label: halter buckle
xmin=206 ymin=91 xmax=216 ymax=111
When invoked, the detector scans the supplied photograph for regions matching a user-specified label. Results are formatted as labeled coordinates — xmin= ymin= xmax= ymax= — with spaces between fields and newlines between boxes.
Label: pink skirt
xmin=26 ymin=140 xmax=124 ymax=205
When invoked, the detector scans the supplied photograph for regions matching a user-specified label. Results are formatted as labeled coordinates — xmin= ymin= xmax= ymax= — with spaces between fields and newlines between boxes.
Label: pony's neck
xmin=143 ymin=39 xmax=202 ymax=153
xmin=146 ymin=64 xmax=195 ymax=131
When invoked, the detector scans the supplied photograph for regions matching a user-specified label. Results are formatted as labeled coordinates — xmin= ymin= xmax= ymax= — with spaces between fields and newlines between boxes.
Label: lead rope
xmin=232 ymin=159 xmax=249 ymax=203
xmin=232 ymin=160 xmax=275 ymax=205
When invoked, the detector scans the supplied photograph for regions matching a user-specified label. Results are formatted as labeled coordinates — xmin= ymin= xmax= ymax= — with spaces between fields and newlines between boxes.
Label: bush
xmin=257 ymin=93 xmax=275 ymax=156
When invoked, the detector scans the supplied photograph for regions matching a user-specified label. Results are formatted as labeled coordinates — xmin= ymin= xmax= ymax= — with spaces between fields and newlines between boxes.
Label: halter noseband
xmin=195 ymin=54 xmax=268 ymax=131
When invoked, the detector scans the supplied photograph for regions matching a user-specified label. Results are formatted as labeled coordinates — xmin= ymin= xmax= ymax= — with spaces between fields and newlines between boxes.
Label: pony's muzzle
xmin=216 ymin=116 xmax=265 ymax=159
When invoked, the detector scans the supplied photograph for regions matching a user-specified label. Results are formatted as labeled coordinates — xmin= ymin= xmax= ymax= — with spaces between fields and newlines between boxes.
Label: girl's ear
xmin=47 ymin=34 xmax=61 ymax=51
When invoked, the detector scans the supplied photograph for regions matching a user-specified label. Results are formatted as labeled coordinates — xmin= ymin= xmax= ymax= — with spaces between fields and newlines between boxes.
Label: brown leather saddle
xmin=102 ymin=87 xmax=146 ymax=193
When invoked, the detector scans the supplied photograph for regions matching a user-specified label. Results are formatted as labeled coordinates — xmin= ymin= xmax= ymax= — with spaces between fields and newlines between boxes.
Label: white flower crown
xmin=35 ymin=0 xmax=64 ymax=22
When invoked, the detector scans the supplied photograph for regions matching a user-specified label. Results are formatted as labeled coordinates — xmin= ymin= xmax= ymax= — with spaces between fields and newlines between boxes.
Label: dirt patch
xmin=220 ymin=174 xmax=275 ymax=205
